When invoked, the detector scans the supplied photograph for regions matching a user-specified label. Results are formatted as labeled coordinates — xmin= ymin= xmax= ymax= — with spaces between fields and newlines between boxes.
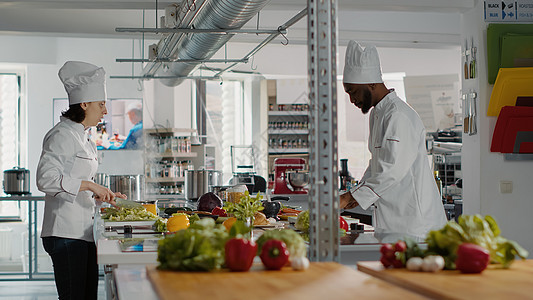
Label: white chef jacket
xmin=351 ymin=91 xmax=447 ymax=238
xmin=37 ymin=117 xmax=99 ymax=242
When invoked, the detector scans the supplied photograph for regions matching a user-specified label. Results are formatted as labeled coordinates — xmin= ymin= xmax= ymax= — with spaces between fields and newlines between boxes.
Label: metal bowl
xmin=286 ymin=171 xmax=309 ymax=189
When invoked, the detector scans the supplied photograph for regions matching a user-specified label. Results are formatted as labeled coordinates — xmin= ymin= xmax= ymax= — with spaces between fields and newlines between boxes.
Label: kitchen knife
xmin=116 ymin=198 xmax=144 ymax=209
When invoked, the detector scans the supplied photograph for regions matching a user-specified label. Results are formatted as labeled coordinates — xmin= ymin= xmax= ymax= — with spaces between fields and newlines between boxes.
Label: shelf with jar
xmin=266 ymin=80 xmax=311 ymax=179
xmin=144 ymin=128 xmax=201 ymax=199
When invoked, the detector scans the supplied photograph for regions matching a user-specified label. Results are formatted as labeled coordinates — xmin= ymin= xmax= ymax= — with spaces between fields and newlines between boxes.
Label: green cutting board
xmin=501 ymin=34 xmax=533 ymax=69
xmin=487 ymin=24 xmax=533 ymax=84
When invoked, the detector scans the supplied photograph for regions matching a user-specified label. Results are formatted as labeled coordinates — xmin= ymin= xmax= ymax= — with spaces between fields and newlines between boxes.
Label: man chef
xmin=339 ymin=41 xmax=447 ymax=238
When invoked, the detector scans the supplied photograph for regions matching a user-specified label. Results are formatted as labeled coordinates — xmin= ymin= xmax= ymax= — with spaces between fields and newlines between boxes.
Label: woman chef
xmin=37 ymin=61 xmax=126 ymax=299
xmin=339 ymin=41 xmax=447 ymax=238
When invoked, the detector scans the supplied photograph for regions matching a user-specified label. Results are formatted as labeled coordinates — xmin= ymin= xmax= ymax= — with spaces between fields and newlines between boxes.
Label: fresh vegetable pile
xmin=157 ymin=218 xmax=229 ymax=271
xmin=255 ymin=229 xmax=307 ymax=260
xmin=223 ymin=191 xmax=264 ymax=221
xmin=295 ymin=210 xmax=348 ymax=235
xmin=425 ymin=214 xmax=528 ymax=269
xmin=378 ymin=214 xmax=529 ymax=274
xmin=102 ymin=206 xmax=158 ymax=221
xmin=157 ymin=217 xmax=310 ymax=272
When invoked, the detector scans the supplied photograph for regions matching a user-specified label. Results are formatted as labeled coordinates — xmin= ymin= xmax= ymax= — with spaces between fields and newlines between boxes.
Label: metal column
xmin=307 ymin=0 xmax=339 ymax=262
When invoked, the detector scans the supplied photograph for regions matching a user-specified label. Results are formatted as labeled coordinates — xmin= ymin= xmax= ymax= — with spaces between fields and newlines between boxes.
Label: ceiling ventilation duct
xmin=152 ymin=0 xmax=271 ymax=86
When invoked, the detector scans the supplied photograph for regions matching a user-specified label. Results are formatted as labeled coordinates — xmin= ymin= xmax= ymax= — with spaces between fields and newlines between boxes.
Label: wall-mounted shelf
xmin=149 ymin=152 xmax=198 ymax=159
xmin=268 ymin=129 xmax=309 ymax=135
xmin=145 ymin=128 xmax=197 ymax=136
xmin=269 ymin=148 xmax=309 ymax=154
xmin=146 ymin=177 xmax=185 ymax=183
xmin=268 ymin=111 xmax=309 ymax=116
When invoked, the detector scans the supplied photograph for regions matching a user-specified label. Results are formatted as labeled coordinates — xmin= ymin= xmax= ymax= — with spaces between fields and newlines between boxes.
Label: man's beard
xmin=360 ymin=88 xmax=373 ymax=114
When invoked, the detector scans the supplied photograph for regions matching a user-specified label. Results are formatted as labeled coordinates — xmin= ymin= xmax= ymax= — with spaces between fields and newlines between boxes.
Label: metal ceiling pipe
xmin=157 ymin=0 xmax=271 ymax=86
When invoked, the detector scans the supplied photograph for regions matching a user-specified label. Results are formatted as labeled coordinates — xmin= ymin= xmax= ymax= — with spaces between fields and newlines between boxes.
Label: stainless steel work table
xmin=0 ymin=195 xmax=50 ymax=280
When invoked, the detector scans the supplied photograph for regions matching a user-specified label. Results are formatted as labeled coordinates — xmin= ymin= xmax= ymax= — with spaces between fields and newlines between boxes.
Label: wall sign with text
xmin=484 ymin=0 xmax=533 ymax=22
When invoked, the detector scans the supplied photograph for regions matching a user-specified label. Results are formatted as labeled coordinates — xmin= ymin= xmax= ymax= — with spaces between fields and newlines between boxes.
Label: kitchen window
xmin=0 ymin=71 xmax=27 ymax=220
xmin=203 ymin=80 xmax=249 ymax=184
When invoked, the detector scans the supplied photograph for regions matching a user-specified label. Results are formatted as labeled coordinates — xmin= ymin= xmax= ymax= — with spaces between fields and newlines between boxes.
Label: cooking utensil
xmin=109 ymin=174 xmax=144 ymax=201
xmin=116 ymin=198 xmax=144 ymax=209
xmin=185 ymin=170 xmax=209 ymax=200
xmin=95 ymin=173 xmax=109 ymax=188
xmin=3 ymin=167 xmax=30 ymax=195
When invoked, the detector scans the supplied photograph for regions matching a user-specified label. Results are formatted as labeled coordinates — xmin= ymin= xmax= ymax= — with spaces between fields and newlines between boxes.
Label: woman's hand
xmin=81 ymin=181 xmax=120 ymax=207
xmin=92 ymin=184 xmax=119 ymax=207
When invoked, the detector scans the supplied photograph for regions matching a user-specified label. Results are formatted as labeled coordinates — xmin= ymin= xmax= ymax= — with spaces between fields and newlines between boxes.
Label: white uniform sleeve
xmin=352 ymin=112 xmax=419 ymax=209
xmin=36 ymin=129 xmax=82 ymax=203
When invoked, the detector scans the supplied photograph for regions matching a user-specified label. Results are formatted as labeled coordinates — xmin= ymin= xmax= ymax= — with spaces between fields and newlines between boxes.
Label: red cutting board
xmin=491 ymin=106 xmax=533 ymax=152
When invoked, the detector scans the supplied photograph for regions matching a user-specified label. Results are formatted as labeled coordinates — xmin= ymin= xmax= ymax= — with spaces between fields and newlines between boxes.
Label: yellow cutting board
xmin=358 ymin=260 xmax=533 ymax=299
xmin=146 ymin=262 xmax=425 ymax=300
xmin=488 ymin=67 xmax=533 ymax=116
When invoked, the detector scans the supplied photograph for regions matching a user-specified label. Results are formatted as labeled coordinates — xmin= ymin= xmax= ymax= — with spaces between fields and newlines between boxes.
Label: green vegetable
xmin=223 ymin=191 xmax=263 ymax=221
xmin=295 ymin=210 xmax=309 ymax=232
xmin=102 ymin=206 xmax=158 ymax=221
xmin=154 ymin=218 xmax=167 ymax=232
xmin=157 ymin=218 xmax=229 ymax=271
xmin=188 ymin=214 xmax=201 ymax=225
xmin=425 ymin=214 xmax=529 ymax=269
xmin=255 ymin=229 xmax=307 ymax=259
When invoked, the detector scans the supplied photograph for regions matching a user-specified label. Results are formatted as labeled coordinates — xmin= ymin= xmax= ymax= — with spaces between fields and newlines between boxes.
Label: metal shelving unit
xmin=308 ymin=0 xmax=339 ymax=262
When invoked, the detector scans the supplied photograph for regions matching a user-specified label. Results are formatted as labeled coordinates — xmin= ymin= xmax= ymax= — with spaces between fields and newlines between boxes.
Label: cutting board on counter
xmin=357 ymin=260 xmax=533 ymax=300
xmin=146 ymin=262 xmax=426 ymax=300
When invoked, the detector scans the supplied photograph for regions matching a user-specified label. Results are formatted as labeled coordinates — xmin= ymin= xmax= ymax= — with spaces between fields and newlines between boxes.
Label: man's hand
xmin=340 ymin=191 xmax=359 ymax=210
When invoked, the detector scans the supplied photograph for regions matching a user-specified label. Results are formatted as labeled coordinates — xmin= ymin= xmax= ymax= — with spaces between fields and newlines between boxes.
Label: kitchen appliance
xmin=286 ymin=170 xmax=309 ymax=193
xmin=272 ymin=158 xmax=307 ymax=194
xmin=3 ymin=167 xmax=30 ymax=195
xmin=109 ymin=174 xmax=144 ymax=201
xmin=207 ymin=170 xmax=222 ymax=190
xmin=339 ymin=159 xmax=353 ymax=191
xmin=185 ymin=170 xmax=209 ymax=200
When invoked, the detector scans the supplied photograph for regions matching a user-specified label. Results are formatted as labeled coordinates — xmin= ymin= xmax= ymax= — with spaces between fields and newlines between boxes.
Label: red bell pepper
xmin=260 ymin=239 xmax=289 ymax=270
xmin=225 ymin=238 xmax=257 ymax=272
xmin=212 ymin=206 xmax=228 ymax=217
xmin=455 ymin=243 xmax=490 ymax=273
xmin=339 ymin=216 xmax=349 ymax=231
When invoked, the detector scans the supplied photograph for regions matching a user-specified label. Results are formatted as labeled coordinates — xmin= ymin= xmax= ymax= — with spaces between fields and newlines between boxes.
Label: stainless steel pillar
xmin=307 ymin=0 xmax=340 ymax=262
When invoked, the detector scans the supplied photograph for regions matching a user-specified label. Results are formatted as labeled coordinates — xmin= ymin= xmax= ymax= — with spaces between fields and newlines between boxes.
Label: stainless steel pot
xmin=109 ymin=175 xmax=144 ymax=201
xmin=207 ymin=170 xmax=222 ymax=190
xmin=185 ymin=170 xmax=209 ymax=200
xmin=4 ymin=167 xmax=30 ymax=195
xmin=94 ymin=173 xmax=109 ymax=188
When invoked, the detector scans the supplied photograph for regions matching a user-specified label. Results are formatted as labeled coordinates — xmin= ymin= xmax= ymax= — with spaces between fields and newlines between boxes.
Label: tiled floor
xmin=0 ymin=279 xmax=106 ymax=299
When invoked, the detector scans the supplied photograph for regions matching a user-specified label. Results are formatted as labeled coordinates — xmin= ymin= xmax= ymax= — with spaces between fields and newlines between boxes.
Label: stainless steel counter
xmin=0 ymin=195 xmax=49 ymax=280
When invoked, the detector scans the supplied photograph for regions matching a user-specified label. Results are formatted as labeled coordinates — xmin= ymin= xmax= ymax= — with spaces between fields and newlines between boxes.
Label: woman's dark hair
xmin=61 ymin=104 xmax=86 ymax=123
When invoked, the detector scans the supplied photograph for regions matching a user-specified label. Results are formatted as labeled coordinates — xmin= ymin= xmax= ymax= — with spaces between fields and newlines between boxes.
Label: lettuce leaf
xmin=425 ymin=214 xmax=528 ymax=269
xmin=157 ymin=218 xmax=228 ymax=271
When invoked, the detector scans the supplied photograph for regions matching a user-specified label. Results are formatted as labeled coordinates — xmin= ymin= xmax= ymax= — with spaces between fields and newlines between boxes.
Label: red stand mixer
xmin=273 ymin=158 xmax=308 ymax=194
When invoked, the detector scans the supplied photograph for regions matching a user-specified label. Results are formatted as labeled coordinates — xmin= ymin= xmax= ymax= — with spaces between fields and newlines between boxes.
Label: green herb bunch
xmin=223 ymin=191 xmax=264 ymax=221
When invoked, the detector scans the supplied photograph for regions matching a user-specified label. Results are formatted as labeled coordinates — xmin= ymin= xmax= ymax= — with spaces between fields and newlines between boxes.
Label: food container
xmin=226 ymin=185 xmax=248 ymax=203
xmin=3 ymin=167 xmax=30 ymax=195
xmin=109 ymin=174 xmax=144 ymax=201
xmin=185 ymin=170 xmax=209 ymax=200
xmin=94 ymin=173 xmax=109 ymax=188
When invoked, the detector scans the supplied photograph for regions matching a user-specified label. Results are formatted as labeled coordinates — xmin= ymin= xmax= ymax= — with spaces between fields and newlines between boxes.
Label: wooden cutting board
xmin=357 ymin=260 xmax=533 ymax=299
xmin=146 ymin=262 xmax=426 ymax=300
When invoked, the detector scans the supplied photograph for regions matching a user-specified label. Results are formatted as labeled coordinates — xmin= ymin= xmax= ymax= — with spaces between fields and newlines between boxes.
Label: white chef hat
xmin=58 ymin=61 xmax=107 ymax=105
xmin=343 ymin=41 xmax=383 ymax=84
